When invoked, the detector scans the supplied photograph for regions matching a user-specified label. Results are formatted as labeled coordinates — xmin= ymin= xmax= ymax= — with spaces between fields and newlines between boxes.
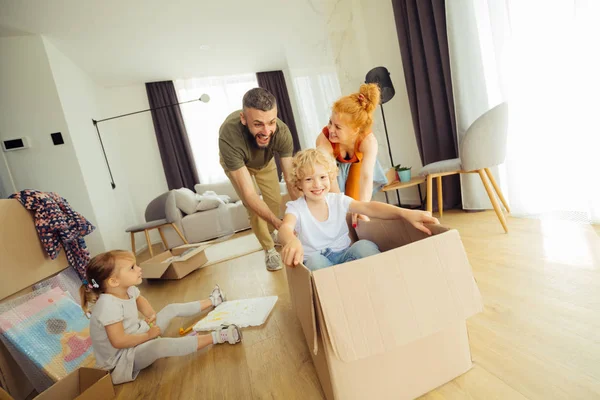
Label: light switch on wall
xmin=51 ymin=132 xmax=64 ymax=145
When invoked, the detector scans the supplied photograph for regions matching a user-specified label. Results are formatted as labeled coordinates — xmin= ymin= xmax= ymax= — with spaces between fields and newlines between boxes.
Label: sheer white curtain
xmin=291 ymin=70 xmax=341 ymax=149
xmin=174 ymin=74 xmax=259 ymax=184
xmin=447 ymin=0 xmax=600 ymax=223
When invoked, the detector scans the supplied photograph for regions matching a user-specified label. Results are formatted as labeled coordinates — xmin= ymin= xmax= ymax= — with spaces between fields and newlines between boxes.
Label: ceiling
xmin=0 ymin=0 xmax=330 ymax=86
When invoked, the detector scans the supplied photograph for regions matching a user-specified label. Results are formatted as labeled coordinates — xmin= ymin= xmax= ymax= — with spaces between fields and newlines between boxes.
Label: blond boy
xmin=280 ymin=149 xmax=439 ymax=270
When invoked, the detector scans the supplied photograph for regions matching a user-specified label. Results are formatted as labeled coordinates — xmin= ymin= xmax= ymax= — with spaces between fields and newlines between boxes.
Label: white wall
xmin=0 ymin=150 xmax=15 ymax=198
xmin=44 ymin=38 xmax=141 ymax=252
xmin=359 ymin=0 xmax=422 ymax=204
xmin=281 ymin=2 xmax=341 ymax=151
xmin=281 ymin=0 xmax=422 ymax=205
xmin=286 ymin=66 xmax=341 ymax=149
xmin=0 ymin=35 xmax=104 ymax=253
xmin=97 ymin=84 xmax=169 ymax=246
xmin=317 ymin=0 xmax=422 ymax=205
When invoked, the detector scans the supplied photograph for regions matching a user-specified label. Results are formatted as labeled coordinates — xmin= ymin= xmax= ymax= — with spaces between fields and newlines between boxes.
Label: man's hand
xmin=228 ymin=166 xmax=282 ymax=228
xmin=403 ymin=210 xmax=440 ymax=235
xmin=282 ymin=238 xmax=304 ymax=267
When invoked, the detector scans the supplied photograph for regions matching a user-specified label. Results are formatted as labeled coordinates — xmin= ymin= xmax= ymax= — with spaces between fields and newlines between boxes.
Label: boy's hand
xmin=282 ymin=238 xmax=304 ymax=267
xmin=404 ymin=210 xmax=440 ymax=235
xmin=147 ymin=324 xmax=161 ymax=340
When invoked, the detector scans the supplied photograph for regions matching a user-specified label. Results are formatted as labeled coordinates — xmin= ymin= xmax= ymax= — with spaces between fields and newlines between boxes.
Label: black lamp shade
xmin=365 ymin=67 xmax=395 ymax=104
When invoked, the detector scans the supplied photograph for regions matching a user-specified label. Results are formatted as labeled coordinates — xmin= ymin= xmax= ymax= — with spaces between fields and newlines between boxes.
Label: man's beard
xmin=253 ymin=133 xmax=272 ymax=148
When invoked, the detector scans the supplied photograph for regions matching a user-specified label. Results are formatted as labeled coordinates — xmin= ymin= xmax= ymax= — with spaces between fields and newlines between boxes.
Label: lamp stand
xmin=92 ymin=95 xmax=209 ymax=189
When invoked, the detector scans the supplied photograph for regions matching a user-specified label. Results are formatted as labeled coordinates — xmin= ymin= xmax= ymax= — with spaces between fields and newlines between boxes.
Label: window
xmin=175 ymin=74 xmax=259 ymax=183
xmin=291 ymin=70 xmax=341 ymax=149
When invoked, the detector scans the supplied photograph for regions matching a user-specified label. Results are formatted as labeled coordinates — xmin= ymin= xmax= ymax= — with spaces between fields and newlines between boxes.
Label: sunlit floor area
xmin=118 ymin=211 xmax=600 ymax=400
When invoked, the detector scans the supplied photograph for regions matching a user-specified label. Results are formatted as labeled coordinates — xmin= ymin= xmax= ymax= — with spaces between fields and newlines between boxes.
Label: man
xmin=219 ymin=88 xmax=298 ymax=271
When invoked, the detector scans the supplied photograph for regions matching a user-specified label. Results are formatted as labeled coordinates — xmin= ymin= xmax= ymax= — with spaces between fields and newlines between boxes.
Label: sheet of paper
xmin=193 ymin=296 xmax=278 ymax=331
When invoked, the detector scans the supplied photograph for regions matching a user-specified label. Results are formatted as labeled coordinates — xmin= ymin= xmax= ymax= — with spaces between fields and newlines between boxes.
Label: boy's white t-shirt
xmin=285 ymin=193 xmax=354 ymax=258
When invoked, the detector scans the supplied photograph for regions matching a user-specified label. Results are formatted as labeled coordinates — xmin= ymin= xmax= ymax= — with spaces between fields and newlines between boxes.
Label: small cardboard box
xmin=286 ymin=218 xmax=483 ymax=400
xmin=140 ymin=244 xmax=209 ymax=279
xmin=0 ymin=367 xmax=115 ymax=400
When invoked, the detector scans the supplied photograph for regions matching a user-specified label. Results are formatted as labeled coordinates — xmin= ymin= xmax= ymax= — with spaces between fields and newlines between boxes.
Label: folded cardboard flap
xmin=140 ymin=251 xmax=173 ymax=278
xmin=286 ymin=262 xmax=319 ymax=355
xmin=79 ymin=368 xmax=109 ymax=394
xmin=312 ymin=229 xmax=483 ymax=363
xmin=170 ymin=245 xmax=209 ymax=259
xmin=355 ymin=217 xmax=450 ymax=252
xmin=32 ymin=367 xmax=114 ymax=400
xmin=140 ymin=244 xmax=208 ymax=280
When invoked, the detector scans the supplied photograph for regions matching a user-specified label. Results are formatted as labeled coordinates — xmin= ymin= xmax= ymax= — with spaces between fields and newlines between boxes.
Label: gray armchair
xmin=419 ymin=102 xmax=510 ymax=232
xmin=126 ymin=192 xmax=188 ymax=257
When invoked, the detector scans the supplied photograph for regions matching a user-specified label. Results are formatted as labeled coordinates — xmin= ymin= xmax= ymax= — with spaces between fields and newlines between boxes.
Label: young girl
xmin=80 ymin=250 xmax=241 ymax=384
xmin=280 ymin=149 xmax=439 ymax=270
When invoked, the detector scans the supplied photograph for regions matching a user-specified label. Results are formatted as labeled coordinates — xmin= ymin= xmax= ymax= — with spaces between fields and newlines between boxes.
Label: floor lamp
xmin=92 ymin=94 xmax=210 ymax=189
xmin=365 ymin=67 xmax=402 ymax=206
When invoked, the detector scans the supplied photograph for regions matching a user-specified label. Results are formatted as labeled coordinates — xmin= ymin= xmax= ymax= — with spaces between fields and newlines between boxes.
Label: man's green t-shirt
xmin=219 ymin=110 xmax=294 ymax=171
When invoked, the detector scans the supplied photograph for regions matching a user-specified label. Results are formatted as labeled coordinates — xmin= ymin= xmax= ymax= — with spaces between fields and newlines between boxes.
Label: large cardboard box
xmin=0 ymin=368 xmax=115 ymax=400
xmin=140 ymin=244 xmax=209 ymax=279
xmin=286 ymin=218 xmax=483 ymax=400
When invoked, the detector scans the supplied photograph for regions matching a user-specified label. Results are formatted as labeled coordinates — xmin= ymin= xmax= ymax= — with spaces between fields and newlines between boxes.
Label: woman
xmin=316 ymin=83 xmax=387 ymax=224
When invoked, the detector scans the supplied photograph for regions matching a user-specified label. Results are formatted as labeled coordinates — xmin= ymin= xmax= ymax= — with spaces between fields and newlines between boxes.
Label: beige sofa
xmin=154 ymin=181 xmax=287 ymax=248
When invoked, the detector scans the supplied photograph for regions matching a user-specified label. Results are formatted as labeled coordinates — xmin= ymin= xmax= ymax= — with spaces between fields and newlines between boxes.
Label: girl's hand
xmin=145 ymin=314 xmax=156 ymax=325
xmin=282 ymin=238 xmax=304 ymax=267
xmin=404 ymin=210 xmax=440 ymax=235
xmin=147 ymin=325 xmax=161 ymax=340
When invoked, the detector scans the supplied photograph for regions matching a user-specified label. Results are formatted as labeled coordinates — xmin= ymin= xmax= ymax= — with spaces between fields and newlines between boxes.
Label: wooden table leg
xmin=417 ymin=184 xmax=424 ymax=209
xmin=437 ymin=176 xmax=443 ymax=217
xmin=426 ymin=175 xmax=433 ymax=213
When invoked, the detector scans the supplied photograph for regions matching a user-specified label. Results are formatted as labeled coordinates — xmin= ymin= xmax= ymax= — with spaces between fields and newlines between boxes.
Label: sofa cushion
xmin=173 ymin=188 xmax=199 ymax=215
xmin=195 ymin=182 xmax=240 ymax=203
xmin=196 ymin=192 xmax=231 ymax=204
xmin=196 ymin=198 xmax=221 ymax=211
xmin=197 ymin=191 xmax=233 ymax=212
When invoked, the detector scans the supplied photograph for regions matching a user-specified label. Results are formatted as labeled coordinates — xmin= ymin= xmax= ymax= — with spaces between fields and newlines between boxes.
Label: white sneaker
xmin=271 ymin=230 xmax=281 ymax=247
xmin=265 ymin=248 xmax=283 ymax=271
xmin=209 ymin=284 xmax=226 ymax=307
xmin=212 ymin=324 xmax=242 ymax=344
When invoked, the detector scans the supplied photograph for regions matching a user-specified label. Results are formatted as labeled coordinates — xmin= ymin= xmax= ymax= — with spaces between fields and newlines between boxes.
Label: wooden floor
xmin=116 ymin=211 xmax=600 ymax=400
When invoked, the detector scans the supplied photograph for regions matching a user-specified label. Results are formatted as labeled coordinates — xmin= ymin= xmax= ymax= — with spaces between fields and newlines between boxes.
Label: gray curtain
xmin=392 ymin=0 xmax=462 ymax=210
xmin=256 ymin=71 xmax=301 ymax=179
xmin=146 ymin=81 xmax=199 ymax=190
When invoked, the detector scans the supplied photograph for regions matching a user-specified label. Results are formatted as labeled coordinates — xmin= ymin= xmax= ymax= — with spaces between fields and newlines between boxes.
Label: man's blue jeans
xmin=304 ymin=240 xmax=380 ymax=271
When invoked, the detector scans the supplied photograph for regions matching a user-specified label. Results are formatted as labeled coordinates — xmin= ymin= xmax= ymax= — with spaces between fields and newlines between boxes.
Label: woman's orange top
xmin=322 ymin=126 xmax=369 ymax=200
xmin=322 ymin=126 xmax=364 ymax=164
